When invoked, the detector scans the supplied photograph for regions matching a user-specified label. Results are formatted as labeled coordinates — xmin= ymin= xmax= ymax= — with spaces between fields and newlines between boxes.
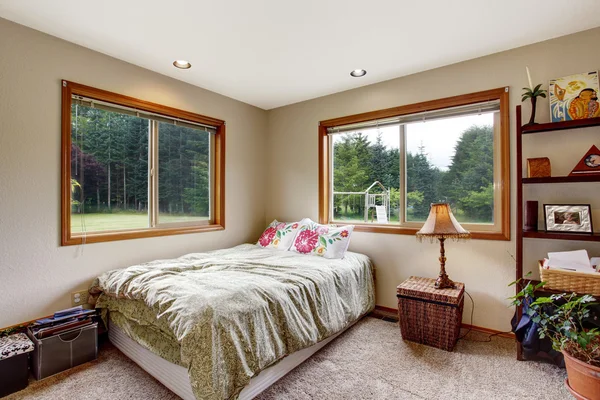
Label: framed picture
xmin=544 ymin=204 xmax=593 ymax=234
xmin=549 ymin=71 xmax=600 ymax=122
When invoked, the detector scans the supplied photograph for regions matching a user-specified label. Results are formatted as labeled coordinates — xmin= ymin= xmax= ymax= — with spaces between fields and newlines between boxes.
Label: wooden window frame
xmin=318 ymin=87 xmax=510 ymax=241
xmin=61 ymin=80 xmax=225 ymax=246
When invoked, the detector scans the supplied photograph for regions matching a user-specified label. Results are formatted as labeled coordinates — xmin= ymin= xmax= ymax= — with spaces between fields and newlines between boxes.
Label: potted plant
xmin=511 ymin=280 xmax=600 ymax=399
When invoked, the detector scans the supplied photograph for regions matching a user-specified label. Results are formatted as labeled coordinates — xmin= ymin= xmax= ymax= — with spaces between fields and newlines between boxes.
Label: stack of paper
xmin=30 ymin=306 xmax=96 ymax=339
xmin=543 ymin=250 xmax=600 ymax=274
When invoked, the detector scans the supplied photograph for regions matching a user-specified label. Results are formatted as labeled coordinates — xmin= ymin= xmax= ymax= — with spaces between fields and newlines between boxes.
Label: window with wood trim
xmin=319 ymin=88 xmax=510 ymax=240
xmin=61 ymin=81 xmax=225 ymax=245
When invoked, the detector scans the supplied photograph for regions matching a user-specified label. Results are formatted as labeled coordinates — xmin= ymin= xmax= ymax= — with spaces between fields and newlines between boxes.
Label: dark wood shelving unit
xmin=515 ymin=105 xmax=600 ymax=361
xmin=521 ymin=279 xmax=565 ymax=296
xmin=523 ymin=231 xmax=600 ymax=242
xmin=523 ymin=175 xmax=600 ymax=184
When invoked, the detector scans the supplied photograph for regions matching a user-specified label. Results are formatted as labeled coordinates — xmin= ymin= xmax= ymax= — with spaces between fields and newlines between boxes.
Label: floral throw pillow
xmin=257 ymin=219 xmax=304 ymax=250
xmin=290 ymin=220 xmax=354 ymax=259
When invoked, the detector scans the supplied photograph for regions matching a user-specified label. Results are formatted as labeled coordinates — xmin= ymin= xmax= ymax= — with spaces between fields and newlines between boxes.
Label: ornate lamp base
xmin=434 ymin=237 xmax=455 ymax=289
xmin=435 ymin=272 xmax=455 ymax=289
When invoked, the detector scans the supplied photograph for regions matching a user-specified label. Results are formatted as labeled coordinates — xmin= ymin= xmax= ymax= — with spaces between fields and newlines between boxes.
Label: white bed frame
xmin=109 ymin=318 xmax=356 ymax=400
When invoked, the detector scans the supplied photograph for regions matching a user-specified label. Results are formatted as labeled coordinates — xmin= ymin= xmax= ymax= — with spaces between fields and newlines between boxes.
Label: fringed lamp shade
xmin=416 ymin=203 xmax=471 ymax=241
xmin=416 ymin=203 xmax=471 ymax=289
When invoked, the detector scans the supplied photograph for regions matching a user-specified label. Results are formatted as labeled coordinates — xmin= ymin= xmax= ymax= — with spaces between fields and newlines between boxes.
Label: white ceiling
xmin=1 ymin=1 xmax=600 ymax=110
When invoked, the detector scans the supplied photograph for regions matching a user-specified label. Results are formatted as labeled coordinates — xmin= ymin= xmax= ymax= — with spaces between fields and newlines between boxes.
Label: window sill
xmin=346 ymin=224 xmax=509 ymax=241
xmin=61 ymin=224 xmax=225 ymax=246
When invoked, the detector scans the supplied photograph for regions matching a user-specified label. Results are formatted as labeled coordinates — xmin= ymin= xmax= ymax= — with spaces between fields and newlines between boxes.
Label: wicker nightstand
xmin=396 ymin=276 xmax=464 ymax=351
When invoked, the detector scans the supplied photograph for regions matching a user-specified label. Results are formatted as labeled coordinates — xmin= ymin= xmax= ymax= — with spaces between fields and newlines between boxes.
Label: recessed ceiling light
xmin=350 ymin=69 xmax=367 ymax=77
xmin=173 ymin=60 xmax=192 ymax=69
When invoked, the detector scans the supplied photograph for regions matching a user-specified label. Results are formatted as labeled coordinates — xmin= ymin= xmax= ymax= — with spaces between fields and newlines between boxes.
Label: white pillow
xmin=257 ymin=219 xmax=305 ymax=250
xmin=290 ymin=219 xmax=354 ymax=259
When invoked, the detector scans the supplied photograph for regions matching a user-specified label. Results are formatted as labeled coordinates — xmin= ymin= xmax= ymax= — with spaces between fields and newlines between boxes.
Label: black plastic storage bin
xmin=27 ymin=323 xmax=97 ymax=380
xmin=0 ymin=352 xmax=29 ymax=397
xmin=0 ymin=333 xmax=34 ymax=397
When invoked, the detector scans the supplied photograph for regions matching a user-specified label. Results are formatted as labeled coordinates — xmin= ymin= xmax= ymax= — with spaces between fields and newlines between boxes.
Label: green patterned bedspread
xmin=90 ymin=244 xmax=375 ymax=400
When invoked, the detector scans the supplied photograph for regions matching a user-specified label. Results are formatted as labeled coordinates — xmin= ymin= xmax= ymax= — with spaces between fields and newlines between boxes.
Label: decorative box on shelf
xmin=396 ymin=276 xmax=464 ymax=351
xmin=538 ymin=261 xmax=600 ymax=296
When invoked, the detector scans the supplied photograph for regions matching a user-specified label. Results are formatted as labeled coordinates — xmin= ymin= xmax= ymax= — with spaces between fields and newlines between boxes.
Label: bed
xmin=90 ymin=244 xmax=375 ymax=400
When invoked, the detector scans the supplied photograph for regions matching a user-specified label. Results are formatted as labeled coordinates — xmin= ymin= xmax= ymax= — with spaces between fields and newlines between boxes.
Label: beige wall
xmin=266 ymin=28 xmax=600 ymax=331
xmin=0 ymin=18 xmax=268 ymax=328
xmin=2 ymin=17 xmax=600 ymax=333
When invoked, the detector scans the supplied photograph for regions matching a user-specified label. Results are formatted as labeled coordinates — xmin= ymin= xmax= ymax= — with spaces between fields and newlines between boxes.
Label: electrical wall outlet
xmin=71 ymin=290 xmax=90 ymax=307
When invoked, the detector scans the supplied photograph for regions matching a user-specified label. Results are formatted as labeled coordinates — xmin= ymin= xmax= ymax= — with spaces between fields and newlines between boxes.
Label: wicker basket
xmin=538 ymin=261 xmax=600 ymax=296
xmin=396 ymin=276 xmax=464 ymax=351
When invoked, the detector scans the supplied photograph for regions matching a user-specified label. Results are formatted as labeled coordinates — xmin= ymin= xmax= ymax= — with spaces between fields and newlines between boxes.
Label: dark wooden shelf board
xmin=523 ymin=231 xmax=600 ymax=242
xmin=522 ymin=279 xmax=598 ymax=296
xmin=521 ymin=117 xmax=600 ymax=134
xmin=521 ymin=279 xmax=567 ymax=295
xmin=522 ymin=175 xmax=600 ymax=184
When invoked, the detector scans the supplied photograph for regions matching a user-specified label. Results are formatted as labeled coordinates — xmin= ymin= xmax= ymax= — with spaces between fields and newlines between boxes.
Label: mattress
xmin=92 ymin=244 xmax=375 ymax=399
xmin=109 ymin=315 xmax=358 ymax=400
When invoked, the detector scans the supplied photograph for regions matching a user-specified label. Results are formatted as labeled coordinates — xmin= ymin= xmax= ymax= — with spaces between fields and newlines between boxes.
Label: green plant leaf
xmin=507 ymin=278 xmax=520 ymax=287
xmin=581 ymin=295 xmax=596 ymax=303
xmin=532 ymin=297 xmax=554 ymax=305
xmin=526 ymin=309 xmax=536 ymax=316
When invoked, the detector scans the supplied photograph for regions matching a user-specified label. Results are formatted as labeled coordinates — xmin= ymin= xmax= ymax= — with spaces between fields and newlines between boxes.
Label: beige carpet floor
xmin=6 ymin=317 xmax=569 ymax=400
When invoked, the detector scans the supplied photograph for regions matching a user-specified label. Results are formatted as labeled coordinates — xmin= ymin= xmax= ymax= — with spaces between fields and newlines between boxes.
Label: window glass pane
xmin=405 ymin=112 xmax=495 ymax=224
xmin=70 ymin=103 xmax=150 ymax=233
xmin=331 ymin=126 xmax=400 ymax=224
xmin=158 ymin=123 xmax=211 ymax=224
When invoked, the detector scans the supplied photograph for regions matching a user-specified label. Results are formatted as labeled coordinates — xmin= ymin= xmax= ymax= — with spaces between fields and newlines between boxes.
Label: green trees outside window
xmin=331 ymin=113 xmax=495 ymax=225
xmin=70 ymin=103 xmax=211 ymax=233
xmin=158 ymin=122 xmax=210 ymax=223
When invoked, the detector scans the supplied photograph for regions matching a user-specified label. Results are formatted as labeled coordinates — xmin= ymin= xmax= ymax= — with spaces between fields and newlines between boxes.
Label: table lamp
xmin=416 ymin=203 xmax=471 ymax=289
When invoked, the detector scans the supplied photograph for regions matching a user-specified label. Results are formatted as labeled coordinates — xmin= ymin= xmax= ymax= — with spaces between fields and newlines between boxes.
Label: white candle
xmin=526 ymin=66 xmax=533 ymax=89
